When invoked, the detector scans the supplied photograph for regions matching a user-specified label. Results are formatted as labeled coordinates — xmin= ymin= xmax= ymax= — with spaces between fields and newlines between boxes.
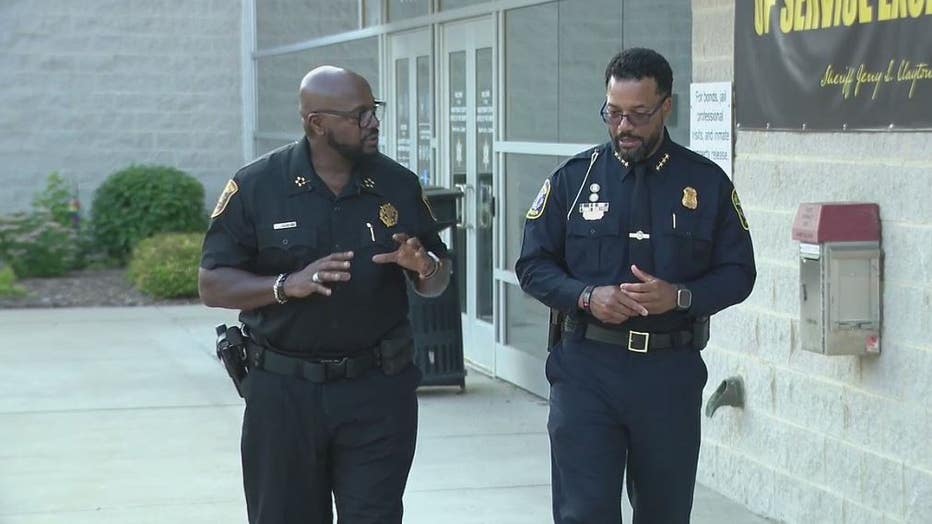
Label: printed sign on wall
xmin=689 ymin=82 xmax=733 ymax=178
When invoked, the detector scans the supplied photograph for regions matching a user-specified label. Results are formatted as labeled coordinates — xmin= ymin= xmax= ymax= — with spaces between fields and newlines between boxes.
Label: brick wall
xmin=0 ymin=0 xmax=243 ymax=214
xmin=692 ymin=1 xmax=932 ymax=522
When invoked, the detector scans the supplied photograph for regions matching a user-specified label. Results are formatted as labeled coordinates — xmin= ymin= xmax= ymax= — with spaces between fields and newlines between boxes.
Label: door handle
xmin=477 ymin=183 xmax=494 ymax=229
xmin=454 ymin=183 xmax=474 ymax=230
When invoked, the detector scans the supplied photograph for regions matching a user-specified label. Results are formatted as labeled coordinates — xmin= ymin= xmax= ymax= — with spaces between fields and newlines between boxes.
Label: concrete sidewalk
xmin=0 ymin=305 xmax=772 ymax=523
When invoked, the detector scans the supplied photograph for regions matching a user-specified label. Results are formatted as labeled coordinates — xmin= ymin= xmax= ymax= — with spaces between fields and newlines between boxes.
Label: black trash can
xmin=407 ymin=186 xmax=466 ymax=389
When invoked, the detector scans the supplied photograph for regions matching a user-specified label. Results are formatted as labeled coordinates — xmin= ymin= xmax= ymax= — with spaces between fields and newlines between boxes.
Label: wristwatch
xmin=674 ymin=284 xmax=692 ymax=311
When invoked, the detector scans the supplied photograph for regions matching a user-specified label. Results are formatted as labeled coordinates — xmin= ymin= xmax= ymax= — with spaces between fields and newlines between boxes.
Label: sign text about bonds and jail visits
xmin=690 ymin=82 xmax=733 ymax=178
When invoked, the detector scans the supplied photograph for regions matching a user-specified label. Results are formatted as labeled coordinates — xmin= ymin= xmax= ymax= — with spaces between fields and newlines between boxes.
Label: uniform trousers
xmin=241 ymin=362 xmax=421 ymax=524
xmin=546 ymin=331 xmax=708 ymax=524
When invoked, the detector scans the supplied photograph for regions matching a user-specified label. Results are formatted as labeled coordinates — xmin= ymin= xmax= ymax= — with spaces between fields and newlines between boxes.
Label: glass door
xmin=387 ymin=28 xmax=433 ymax=185
xmin=442 ymin=18 xmax=496 ymax=371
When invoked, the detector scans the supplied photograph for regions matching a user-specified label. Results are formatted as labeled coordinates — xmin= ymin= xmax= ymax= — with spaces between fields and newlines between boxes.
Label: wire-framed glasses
xmin=600 ymin=97 xmax=667 ymax=127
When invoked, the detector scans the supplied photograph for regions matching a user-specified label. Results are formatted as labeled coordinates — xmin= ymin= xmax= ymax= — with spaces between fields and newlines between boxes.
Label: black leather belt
xmin=247 ymin=342 xmax=381 ymax=383
xmin=563 ymin=318 xmax=693 ymax=353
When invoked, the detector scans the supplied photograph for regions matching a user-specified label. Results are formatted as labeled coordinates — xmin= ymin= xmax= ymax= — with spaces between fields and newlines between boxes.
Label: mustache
xmin=614 ymin=133 xmax=641 ymax=142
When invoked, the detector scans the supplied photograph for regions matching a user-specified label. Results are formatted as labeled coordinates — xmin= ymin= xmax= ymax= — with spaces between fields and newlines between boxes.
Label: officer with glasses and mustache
xmin=199 ymin=65 xmax=450 ymax=524
xmin=516 ymin=48 xmax=755 ymax=523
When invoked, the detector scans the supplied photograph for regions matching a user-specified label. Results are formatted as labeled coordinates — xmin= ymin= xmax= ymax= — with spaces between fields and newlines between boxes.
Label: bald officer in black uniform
xmin=515 ymin=48 xmax=755 ymax=523
xmin=199 ymin=66 xmax=450 ymax=524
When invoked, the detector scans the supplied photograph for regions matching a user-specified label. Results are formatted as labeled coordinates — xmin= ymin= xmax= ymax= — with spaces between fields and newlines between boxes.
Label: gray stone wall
xmin=0 ymin=0 xmax=243 ymax=214
xmin=692 ymin=0 xmax=932 ymax=522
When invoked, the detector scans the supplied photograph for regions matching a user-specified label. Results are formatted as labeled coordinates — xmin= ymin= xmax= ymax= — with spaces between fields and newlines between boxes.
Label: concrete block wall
xmin=692 ymin=1 xmax=932 ymax=522
xmin=0 ymin=0 xmax=244 ymax=215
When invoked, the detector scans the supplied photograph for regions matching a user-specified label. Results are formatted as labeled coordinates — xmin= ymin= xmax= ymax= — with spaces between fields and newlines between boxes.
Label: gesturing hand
xmin=285 ymin=251 xmax=354 ymax=298
xmin=371 ymin=233 xmax=434 ymax=275
xmin=618 ymin=264 xmax=677 ymax=314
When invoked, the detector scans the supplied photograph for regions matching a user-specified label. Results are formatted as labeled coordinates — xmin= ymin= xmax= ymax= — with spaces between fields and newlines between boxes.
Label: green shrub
xmin=0 ymin=211 xmax=76 ymax=278
xmin=91 ymin=165 xmax=207 ymax=263
xmin=0 ymin=264 xmax=25 ymax=298
xmin=33 ymin=172 xmax=78 ymax=228
xmin=128 ymin=232 xmax=203 ymax=298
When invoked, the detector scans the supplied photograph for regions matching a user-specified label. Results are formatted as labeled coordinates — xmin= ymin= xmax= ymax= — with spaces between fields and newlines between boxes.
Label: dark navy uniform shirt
xmin=201 ymin=138 xmax=447 ymax=357
xmin=515 ymin=129 xmax=755 ymax=331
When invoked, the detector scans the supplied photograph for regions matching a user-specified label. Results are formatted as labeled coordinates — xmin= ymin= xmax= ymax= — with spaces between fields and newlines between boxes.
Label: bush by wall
xmin=128 ymin=232 xmax=203 ymax=298
xmin=0 ymin=211 xmax=77 ymax=278
xmin=91 ymin=165 xmax=207 ymax=263
xmin=0 ymin=264 xmax=25 ymax=298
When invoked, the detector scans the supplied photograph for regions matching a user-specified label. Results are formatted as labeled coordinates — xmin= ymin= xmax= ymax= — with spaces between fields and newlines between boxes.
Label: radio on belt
xmin=792 ymin=203 xmax=882 ymax=356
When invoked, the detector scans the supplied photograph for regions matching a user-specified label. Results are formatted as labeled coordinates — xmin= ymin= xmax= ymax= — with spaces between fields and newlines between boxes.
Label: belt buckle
xmin=323 ymin=357 xmax=348 ymax=380
xmin=628 ymin=331 xmax=650 ymax=353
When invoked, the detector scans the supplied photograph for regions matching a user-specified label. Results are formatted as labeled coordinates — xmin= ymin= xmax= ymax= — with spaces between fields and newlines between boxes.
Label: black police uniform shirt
xmin=515 ymin=128 xmax=755 ymax=332
xmin=201 ymin=137 xmax=448 ymax=357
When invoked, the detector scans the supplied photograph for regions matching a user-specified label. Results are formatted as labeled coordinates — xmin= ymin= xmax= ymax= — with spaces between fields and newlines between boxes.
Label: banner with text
xmin=735 ymin=0 xmax=932 ymax=130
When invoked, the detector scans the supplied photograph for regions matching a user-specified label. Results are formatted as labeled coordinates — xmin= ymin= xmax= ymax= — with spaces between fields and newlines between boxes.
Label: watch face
xmin=677 ymin=288 xmax=692 ymax=309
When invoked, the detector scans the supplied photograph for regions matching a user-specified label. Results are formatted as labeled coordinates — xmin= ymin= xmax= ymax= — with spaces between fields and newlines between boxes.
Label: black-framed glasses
xmin=309 ymin=100 xmax=385 ymax=127
xmin=600 ymin=97 xmax=667 ymax=127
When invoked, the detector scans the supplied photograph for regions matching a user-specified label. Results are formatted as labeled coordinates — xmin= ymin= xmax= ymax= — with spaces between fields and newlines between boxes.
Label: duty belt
xmin=562 ymin=317 xmax=693 ymax=353
xmin=247 ymin=342 xmax=384 ymax=383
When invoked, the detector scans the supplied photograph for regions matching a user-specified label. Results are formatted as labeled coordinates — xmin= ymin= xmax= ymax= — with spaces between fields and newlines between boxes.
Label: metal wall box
xmin=792 ymin=203 xmax=882 ymax=356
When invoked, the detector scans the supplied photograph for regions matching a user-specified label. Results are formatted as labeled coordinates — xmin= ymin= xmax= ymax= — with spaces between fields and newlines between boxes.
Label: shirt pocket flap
xmin=567 ymin=219 xmax=621 ymax=238
xmin=257 ymin=224 xmax=317 ymax=250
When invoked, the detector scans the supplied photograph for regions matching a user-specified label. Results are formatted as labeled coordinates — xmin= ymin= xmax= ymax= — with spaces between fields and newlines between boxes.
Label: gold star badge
xmin=379 ymin=203 xmax=398 ymax=227
xmin=362 ymin=177 xmax=376 ymax=189
xmin=613 ymin=151 xmax=630 ymax=168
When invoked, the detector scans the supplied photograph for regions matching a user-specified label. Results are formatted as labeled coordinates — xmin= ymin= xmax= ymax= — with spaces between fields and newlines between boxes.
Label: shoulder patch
xmin=211 ymin=179 xmax=239 ymax=219
xmin=526 ymin=179 xmax=551 ymax=220
xmin=732 ymin=189 xmax=749 ymax=231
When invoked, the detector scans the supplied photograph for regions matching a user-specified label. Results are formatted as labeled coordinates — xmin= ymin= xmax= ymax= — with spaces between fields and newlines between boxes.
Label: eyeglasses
xmin=600 ymin=97 xmax=667 ymax=127
xmin=309 ymin=100 xmax=385 ymax=127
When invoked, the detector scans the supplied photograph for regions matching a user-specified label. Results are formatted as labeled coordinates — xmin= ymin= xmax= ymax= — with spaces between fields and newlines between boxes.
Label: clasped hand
xmin=588 ymin=265 xmax=678 ymax=325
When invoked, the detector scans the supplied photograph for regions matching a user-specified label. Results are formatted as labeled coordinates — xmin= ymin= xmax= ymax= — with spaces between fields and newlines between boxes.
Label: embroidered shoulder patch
xmin=526 ymin=179 xmax=551 ymax=220
xmin=732 ymin=189 xmax=749 ymax=231
xmin=211 ymin=179 xmax=238 ymax=219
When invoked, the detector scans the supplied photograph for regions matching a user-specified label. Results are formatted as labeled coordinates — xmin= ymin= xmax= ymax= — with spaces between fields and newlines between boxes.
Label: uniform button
xmin=589 ymin=228 xmax=595 ymax=235
xmin=282 ymin=239 xmax=289 ymax=245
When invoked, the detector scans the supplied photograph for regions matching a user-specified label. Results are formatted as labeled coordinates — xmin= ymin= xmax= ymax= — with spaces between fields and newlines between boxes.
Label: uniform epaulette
xmin=677 ymin=143 xmax=720 ymax=170
xmin=555 ymin=144 xmax=604 ymax=172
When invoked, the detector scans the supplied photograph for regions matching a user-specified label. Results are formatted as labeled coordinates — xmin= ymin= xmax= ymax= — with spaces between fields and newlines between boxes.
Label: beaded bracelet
xmin=273 ymin=273 xmax=289 ymax=304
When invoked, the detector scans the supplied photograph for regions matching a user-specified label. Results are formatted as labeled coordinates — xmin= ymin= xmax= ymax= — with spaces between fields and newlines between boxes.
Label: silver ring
xmin=311 ymin=271 xmax=321 ymax=283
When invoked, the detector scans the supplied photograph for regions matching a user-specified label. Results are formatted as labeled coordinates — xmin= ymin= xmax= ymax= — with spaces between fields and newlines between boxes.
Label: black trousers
xmin=241 ymin=363 xmax=421 ymax=524
xmin=546 ymin=333 xmax=707 ymax=524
